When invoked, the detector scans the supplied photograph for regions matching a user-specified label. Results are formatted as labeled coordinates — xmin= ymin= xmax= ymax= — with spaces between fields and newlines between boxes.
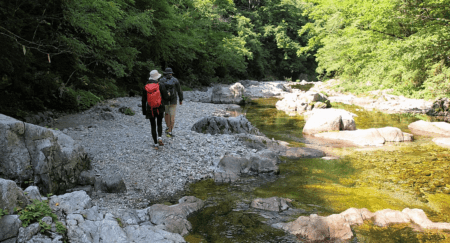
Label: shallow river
xmin=184 ymin=90 xmax=450 ymax=242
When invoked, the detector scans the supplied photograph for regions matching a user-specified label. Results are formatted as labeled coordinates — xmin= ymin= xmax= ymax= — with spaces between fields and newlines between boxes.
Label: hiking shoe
xmin=165 ymin=128 xmax=169 ymax=133
xmin=166 ymin=133 xmax=172 ymax=138
xmin=154 ymin=144 xmax=159 ymax=150
xmin=158 ymin=137 xmax=164 ymax=146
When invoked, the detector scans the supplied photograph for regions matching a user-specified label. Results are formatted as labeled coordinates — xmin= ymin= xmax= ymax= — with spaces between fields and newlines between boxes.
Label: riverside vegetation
xmin=1 ymin=0 xmax=449 ymax=120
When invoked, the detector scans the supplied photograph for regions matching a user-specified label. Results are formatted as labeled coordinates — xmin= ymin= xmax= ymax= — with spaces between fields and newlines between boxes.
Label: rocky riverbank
xmin=2 ymin=80 xmax=450 ymax=242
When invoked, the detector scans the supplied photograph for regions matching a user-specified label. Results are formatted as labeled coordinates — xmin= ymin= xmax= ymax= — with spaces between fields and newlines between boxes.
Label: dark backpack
xmin=164 ymin=77 xmax=177 ymax=100
xmin=144 ymin=83 xmax=162 ymax=116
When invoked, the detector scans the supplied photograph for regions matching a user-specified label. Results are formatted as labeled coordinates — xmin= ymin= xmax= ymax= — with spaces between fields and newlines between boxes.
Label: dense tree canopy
xmin=0 ymin=0 xmax=318 ymax=118
xmin=301 ymin=0 xmax=450 ymax=98
xmin=1 ymin=0 xmax=448 ymax=118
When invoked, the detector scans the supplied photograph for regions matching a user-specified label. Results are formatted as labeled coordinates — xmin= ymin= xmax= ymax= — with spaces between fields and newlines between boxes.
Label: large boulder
xmin=313 ymin=127 xmax=413 ymax=146
xmin=303 ymin=109 xmax=357 ymax=135
xmin=276 ymin=91 xmax=330 ymax=116
xmin=0 ymin=178 xmax=29 ymax=214
xmin=147 ymin=196 xmax=204 ymax=236
xmin=214 ymin=150 xmax=280 ymax=183
xmin=0 ymin=215 xmax=21 ymax=242
xmin=191 ymin=115 xmax=261 ymax=135
xmin=49 ymin=191 xmax=92 ymax=217
xmin=408 ymin=120 xmax=450 ymax=137
xmin=0 ymin=114 xmax=90 ymax=195
xmin=211 ymin=83 xmax=245 ymax=104
xmin=251 ymin=197 xmax=290 ymax=212
xmin=274 ymin=214 xmax=353 ymax=242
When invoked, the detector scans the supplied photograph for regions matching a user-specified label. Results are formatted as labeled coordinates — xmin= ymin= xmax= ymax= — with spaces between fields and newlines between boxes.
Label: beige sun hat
xmin=149 ymin=70 xmax=161 ymax=80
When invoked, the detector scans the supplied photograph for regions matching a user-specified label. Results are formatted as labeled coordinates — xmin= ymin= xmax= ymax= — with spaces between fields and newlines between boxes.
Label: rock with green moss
xmin=0 ymin=178 xmax=30 ymax=215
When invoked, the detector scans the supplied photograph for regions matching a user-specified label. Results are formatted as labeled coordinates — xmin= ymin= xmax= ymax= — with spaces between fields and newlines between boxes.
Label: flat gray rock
xmin=0 ymin=215 xmax=21 ymax=241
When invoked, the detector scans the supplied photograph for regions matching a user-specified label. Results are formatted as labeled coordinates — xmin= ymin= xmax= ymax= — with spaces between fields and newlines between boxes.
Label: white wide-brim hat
xmin=149 ymin=70 xmax=161 ymax=80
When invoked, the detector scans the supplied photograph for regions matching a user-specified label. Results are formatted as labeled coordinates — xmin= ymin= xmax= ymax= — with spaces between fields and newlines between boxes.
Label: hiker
xmin=142 ymin=70 xmax=169 ymax=150
xmin=159 ymin=67 xmax=183 ymax=137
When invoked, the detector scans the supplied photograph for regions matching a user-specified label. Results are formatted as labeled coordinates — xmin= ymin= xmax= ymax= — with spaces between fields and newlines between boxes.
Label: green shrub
xmin=124 ymin=108 xmax=135 ymax=116
xmin=55 ymin=221 xmax=67 ymax=234
xmin=66 ymin=88 xmax=101 ymax=111
xmin=17 ymin=199 xmax=57 ymax=227
xmin=0 ymin=208 xmax=7 ymax=219
xmin=181 ymin=85 xmax=193 ymax=91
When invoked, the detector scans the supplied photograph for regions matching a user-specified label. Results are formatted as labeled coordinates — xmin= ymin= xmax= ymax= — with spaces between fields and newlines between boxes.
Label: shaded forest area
xmin=1 ymin=0 xmax=449 ymax=119
xmin=0 ymin=0 xmax=317 ymax=118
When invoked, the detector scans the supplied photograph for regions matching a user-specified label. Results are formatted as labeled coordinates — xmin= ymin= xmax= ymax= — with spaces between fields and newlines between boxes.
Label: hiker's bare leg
xmin=165 ymin=113 xmax=171 ymax=132
xmin=170 ymin=113 xmax=175 ymax=132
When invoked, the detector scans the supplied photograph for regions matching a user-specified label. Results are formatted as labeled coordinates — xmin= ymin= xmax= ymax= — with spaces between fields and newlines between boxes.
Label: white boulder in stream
xmin=302 ymin=108 xmax=356 ymax=135
xmin=276 ymin=91 xmax=330 ymax=115
xmin=274 ymin=207 xmax=450 ymax=242
xmin=313 ymin=127 xmax=413 ymax=146
xmin=432 ymin=137 xmax=450 ymax=148
xmin=408 ymin=120 xmax=450 ymax=137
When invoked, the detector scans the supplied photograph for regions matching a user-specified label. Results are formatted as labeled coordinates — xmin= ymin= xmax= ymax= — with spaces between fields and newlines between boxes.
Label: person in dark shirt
xmin=142 ymin=70 xmax=169 ymax=149
xmin=159 ymin=68 xmax=183 ymax=137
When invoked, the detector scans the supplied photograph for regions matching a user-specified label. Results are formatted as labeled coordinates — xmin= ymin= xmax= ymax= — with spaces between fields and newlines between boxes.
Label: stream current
xmin=184 ymin=87 xmax=450 ymax=243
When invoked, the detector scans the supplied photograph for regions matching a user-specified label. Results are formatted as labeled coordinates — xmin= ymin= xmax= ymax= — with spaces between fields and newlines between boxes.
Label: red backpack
xmin=145 ymin=83 xmax=162 ymax=116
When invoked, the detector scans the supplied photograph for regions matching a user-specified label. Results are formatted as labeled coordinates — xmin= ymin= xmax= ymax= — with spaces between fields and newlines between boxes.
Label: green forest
xmin=1 ymin=0 xmax=449 ymax=119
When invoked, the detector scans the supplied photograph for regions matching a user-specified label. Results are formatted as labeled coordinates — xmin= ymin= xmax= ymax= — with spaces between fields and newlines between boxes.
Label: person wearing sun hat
xmin=142 ymin=70 xmax=170 ymax=149
xmin=159 ymin=67 xmax=183 ymax=137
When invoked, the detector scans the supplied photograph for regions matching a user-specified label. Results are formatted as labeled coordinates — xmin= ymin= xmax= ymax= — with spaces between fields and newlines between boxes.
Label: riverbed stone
xmin=147 ymin=196 xmax=204 ymax=236
xmin=49 ymin=191 xmax=92 ymax=217
xmin=24 ymin=186 xmax=42 ymax=201
xmin=214 ymin=150 xmax=280 ymax=183
xmin=26 ymin=232 xmax=63 ymax=243
xmin=340 ymin=208 xmax=374 ymax=225
xmin=211 ymin=83 xmax=245 ymax=104
xmin=408 ymin=120 xmax=450 ymax=137
xmin=432 ymin=137 xmax=450 ymax=148
xmin=275 ymin=213 xmax=353 ymax=242
xmin=17 ymin=222 xmax=41 ymax=243
xmin=0 ymin=114 xmax=90 ymax=195
xmin=313 ymin=127 xmax=413 ymax=146
xmin=251 ymin=197 xmax=290 ymax=212
xmin=191 ymin=115 xmax=261 ymax=135
xmin=302 ymin=109 xmax=356 ymax=135
xmin=373 ymin=209 xmax=411 ymax=227
xmin=0 ymin=178 xmax=29 ymax=214
xmin=0 ymin=215 xmax=21 ymax=241
xmin=276 ymin=91 xmax=330 ymax=115
xmin=403 ymin=208 xmax=450 ymax=230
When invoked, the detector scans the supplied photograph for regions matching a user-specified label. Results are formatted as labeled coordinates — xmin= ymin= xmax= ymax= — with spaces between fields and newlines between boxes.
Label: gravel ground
xmin=54 ymin=95 xmax=250 ymax=209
